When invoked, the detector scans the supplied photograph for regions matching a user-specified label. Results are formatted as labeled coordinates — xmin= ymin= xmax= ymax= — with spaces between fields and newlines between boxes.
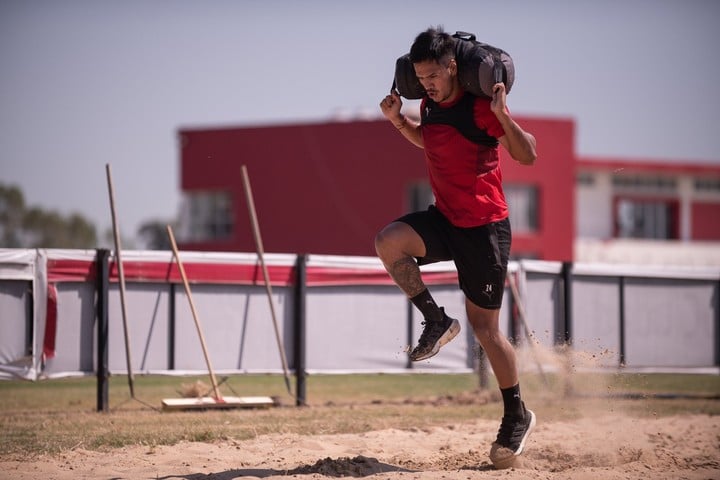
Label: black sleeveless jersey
xmin=420 ymin=92 xmax=500 ymax=148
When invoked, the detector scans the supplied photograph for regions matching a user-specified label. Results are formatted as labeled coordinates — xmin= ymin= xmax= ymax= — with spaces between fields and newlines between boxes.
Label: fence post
xmin=561 ymin=262 xmax=573 ymax=345
xmin=168 ymin=282 xmax=176 ymax=371
xmin=715 ymin=278 xmax=720 ymax=367
xmin=618 ymin=276 xmax=626 ymax=367
xmin=96 ymin=249 xmax=110 ymax=413
xmin=293 ymin=254 xmax=307 ymax=406
xmin=406 ymin=300 xmax=414 ymax=369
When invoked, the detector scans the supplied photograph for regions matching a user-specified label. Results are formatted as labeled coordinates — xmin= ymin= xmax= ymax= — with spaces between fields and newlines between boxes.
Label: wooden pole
xmin=240 ymin=165 xmax=293 ymax=396
xmin=166 ymin=225 xmax=222 ymax=401
xmin=105 ymin=164 xmax=135 ymax=398
xmin=507 ymin=270 xmax=549 ymax=386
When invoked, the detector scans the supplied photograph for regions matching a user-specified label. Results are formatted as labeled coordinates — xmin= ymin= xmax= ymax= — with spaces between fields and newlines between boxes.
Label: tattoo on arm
xmin=388 ymin=256 xmax=426 ymax=298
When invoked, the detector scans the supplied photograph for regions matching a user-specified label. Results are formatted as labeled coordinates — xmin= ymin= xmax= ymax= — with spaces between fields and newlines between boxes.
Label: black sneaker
xmin=489 ymin=402 xmax=536 ymax=469
xmin=409 ymin=308 xmax=460 ymax=361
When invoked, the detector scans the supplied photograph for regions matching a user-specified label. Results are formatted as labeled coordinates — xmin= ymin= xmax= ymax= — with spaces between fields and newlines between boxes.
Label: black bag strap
xmin=453 ymin=31 xmax=476 ymax=42
xmin=493 ymin=55 xmax=505 ymax=85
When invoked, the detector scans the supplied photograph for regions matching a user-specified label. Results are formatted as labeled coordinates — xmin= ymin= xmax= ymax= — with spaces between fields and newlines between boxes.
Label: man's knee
xmin=374 ymin=226 xmax=393 ymax=258
xmin=467 ymin=303 xmax=502 ymax=338
xmin=374 ymin=222 xmax=413 ymax=258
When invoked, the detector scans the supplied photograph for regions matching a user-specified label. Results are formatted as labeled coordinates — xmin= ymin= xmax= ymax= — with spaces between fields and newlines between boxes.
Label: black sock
xmin=409 ymin=289 xmax=443 ymax=322
xmin=500 ymin=384 xmax=523 ymax=417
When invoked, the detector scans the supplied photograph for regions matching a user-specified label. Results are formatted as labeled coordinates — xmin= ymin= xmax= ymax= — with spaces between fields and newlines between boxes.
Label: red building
xmin=178 ymin=116 xmax=575 ymax=260
xmin=575 ymin=157 xmax=720 ymax=242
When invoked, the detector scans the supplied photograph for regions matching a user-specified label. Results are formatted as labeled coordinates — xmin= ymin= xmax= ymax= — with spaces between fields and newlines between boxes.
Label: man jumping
xmin=376 ymin=27 xmax=537 ymax=469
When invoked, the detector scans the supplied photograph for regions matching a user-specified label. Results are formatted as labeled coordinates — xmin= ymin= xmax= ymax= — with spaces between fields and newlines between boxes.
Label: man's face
xmin=413 ymin=58 xmax=458 ymax=103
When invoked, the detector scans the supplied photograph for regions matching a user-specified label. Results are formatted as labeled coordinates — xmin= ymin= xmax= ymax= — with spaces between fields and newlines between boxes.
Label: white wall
xmin=576 ymin=172 xmax=613 ymax=239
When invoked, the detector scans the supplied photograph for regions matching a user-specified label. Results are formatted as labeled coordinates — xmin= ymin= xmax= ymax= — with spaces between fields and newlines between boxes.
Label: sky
xmin=1 ymin=0 xmax=719 ymax=245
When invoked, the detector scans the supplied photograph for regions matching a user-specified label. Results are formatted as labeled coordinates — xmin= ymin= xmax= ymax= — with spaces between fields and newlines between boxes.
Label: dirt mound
xmin=292 ymin=455 xmax=410 ymax=477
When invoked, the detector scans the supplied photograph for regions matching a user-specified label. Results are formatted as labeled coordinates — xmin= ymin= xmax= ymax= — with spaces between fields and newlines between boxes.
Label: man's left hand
xmin=490 ymin=82 xmax=509 ymax=117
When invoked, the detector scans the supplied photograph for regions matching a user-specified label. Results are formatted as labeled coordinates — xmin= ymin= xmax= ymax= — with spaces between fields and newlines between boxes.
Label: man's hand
xmin=380 ymin=91 xmax=404 ymax=125
xmin=379 ymin=90 xmax=423 ymax=148
xmin=490 ymin=82 xmax=509 ymax=117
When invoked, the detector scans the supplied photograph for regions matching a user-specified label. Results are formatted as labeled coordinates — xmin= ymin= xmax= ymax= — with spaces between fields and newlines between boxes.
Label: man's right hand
xmin=379 ymin=90 xmax=423 ymax=148
xmin=380 ymin=91 xmax=403 ymax=124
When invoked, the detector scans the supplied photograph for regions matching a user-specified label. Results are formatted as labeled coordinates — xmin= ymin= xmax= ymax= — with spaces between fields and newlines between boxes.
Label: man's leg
xmin=375 ymin=221 xmax=460 ymax=361
xmin=374 ymin=222 xmax=427 ymax=298
xmin=465 ymin=299 xmax=518 ymax=389
xmin=466 ymin=298 xmax=535 ymax=469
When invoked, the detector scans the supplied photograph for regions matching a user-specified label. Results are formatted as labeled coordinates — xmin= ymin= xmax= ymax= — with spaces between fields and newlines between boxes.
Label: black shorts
xmin=397 ymin=205 xmax=511 ymax=309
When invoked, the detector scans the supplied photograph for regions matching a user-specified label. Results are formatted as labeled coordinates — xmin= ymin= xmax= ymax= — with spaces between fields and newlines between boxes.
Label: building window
xmin=505 ymin=184 xmax=539 ymax=233
xmin=182 ymin=191 xmax=233 ymax=242
xmin=694 ymin=177 xmax=720 ymax=193
xmin=576 ymin=171 xmax=595 ymax=186
xmin=612 ymin=175 xmax=677 ymax=192
xmin=614 ymin=197 xmax=678 ymax=239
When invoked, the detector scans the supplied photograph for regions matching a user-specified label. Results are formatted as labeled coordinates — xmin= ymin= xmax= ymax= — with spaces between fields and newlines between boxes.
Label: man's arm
xmin=392 ymin=114 xmax=424 ymax=149
xmin=380 ymin=91 xmax=424 ymax=149
xmin=491 ymin=83 xmax=537 ymax=165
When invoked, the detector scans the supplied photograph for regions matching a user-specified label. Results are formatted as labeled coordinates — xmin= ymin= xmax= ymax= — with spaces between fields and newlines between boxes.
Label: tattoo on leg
xmin=389 ymin=257 xmax=426 ymax=298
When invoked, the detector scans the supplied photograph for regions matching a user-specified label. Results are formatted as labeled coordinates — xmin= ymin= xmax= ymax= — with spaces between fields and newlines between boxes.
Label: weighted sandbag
xmin=392 ymin=31 xmax=514 ymax=100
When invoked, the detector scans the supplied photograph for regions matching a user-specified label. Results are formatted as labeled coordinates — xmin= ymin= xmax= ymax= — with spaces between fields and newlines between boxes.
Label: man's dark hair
xmin=409 ymin=27 xmax=456 ymax=65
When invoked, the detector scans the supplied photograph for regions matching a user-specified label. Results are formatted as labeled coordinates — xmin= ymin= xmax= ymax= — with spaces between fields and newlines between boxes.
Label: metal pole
xmin=24 ymin=283 xmax=33 ymax=357
xmin=168 ymin=283 xmax=176 ymax=371
xmin=406 ymin=300 xmax=414 ymax=369
xmin=619 ymin=276 xmax=626 ymax=367
xmin=96 ymin=249 xmax=110 ymax=413
xmin=561 ymin=261 xmax=573 ymax=345
xmin=293 ymin=254 xmax=307 ymax=406
xmin=716 ymin=278 xmax=720 ymax=367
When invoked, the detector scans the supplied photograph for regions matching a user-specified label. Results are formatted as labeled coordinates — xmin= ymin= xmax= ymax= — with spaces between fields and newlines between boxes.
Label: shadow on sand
xmin=156 ymin=455 xmax=414 ymax=479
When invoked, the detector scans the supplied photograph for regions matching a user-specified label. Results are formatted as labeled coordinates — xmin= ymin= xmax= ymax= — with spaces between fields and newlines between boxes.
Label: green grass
xmin=607 ymin=372 xmax=720 ymax=394
xmin=0 ymin=373 xmax=482 ymax=412
xmin=0 ymin=372 xmax=718 ymax=459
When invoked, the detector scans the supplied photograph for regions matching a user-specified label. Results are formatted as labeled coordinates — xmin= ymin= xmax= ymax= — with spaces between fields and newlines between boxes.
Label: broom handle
xmin=166 ymin=225 xmax=222 ymax=400
xmin=507 ymin=270 xmax=549 ymax=385
xmin=241 ymin=165 xmax=293 ymax=396
xmin=105 ymin=164 xmax=135 ymax=398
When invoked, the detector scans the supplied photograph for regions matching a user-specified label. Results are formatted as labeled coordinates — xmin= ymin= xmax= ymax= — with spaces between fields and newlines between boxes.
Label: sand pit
xmin=2 ymin=413 xmax=718 ymax=479
xmin=2 ymin=345 xmax=717 ymax=479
